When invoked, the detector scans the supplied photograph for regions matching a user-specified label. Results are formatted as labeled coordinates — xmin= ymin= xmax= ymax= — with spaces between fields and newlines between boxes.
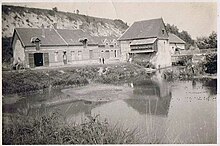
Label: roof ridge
xmin=53 ymin=28 xmax=69 ymax=45
xmin=134 ymin=18 xmax=163 ymax=23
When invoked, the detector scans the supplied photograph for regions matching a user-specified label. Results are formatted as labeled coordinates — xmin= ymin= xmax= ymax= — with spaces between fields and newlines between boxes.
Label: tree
xmin=208 ymin=31 xmax=217 ymax=48
xmin=52 ymin=7 xmax=58 ymax=12
xmin=196 ymin=31 xmax=217 ymax=49
xmin=76 ymin=9 xmax=79 ymax=14
xmin=166 ymin=23 xmax=194 ymax=49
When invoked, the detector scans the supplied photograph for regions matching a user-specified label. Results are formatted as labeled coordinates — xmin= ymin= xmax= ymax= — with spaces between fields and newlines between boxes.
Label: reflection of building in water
xmin=125 ymin=72 xmax=172 ymax=116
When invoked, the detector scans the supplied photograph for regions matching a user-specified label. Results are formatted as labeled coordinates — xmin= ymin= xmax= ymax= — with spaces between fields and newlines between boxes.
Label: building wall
xmin=149 ymin=39 xmax=172 ymax=68
xmin=119 ymin=40 xmax=130 ymax=61
xmin=119 ymin=39 xmax=171 ymax=68
xmin=12 ymin=33 xmax=25 ymax=63
xmin=169 ymin=43 xmax=185 ymax=55
xmin=24 ymin=45 xmax=120 ymax=68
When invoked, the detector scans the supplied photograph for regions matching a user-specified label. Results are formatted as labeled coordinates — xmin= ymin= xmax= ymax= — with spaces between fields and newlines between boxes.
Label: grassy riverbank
xmin=2 ymin=63 xmax=149 ymax=95
xmin=3 ymin=112 xmax=141 ymax=144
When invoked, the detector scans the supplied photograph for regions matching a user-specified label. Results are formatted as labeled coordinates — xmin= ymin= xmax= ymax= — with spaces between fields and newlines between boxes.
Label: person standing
xmin=63 ymin=52 xmax=67 ymax=65
xmin=102 ymin=57 xmax=105 ymax=64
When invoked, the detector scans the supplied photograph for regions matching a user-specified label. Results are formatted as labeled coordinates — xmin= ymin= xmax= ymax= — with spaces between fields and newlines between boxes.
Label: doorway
xmin=34 ymin=53 xmax=43 ymax=66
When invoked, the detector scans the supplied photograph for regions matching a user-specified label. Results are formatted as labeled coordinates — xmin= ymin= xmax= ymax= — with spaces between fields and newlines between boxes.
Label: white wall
xmin=151 ymin=39 xmax=172 ymax=68
xmin=169 ymin=43 xmax=185 ymax=55
xmin=14 ymin=39 xmax=25 ymax=62
xmin=119 ymin=40 xmax=130 ymax=61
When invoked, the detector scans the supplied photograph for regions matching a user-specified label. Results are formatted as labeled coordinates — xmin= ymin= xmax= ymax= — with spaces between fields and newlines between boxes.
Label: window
xmin=110 ymin=45 xmax=114 ymax=47
xmin=36 ymin=42 xmax=40 ymax=50
xmin=114 ymin=50 xmax=117 ymax=57
xmin=89 ymin=50 xmax=93 ymax=59
xmin=105 ymin=50 xmax=110 ymax=59
xmin=71 ymin=51 xmax=75 ymax=61
xmin=78 ymin=51 xmax=82 ymax=60
xmin=54 ymin=52 xmax=58 ymax=62
xmin=162 ymin=29 xmax=165 ymax=34
xmin=83 ymin=39 xmax=87 ymax=48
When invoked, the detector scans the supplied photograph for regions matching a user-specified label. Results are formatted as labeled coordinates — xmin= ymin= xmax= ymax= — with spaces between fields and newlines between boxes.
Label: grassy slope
xmin=2 ymin=5 xmax=129 ymax=62
xmin=3 ymin=112 xmax=142 ymax=144
xmin=2 ymin=63 xmax=150 ymax=95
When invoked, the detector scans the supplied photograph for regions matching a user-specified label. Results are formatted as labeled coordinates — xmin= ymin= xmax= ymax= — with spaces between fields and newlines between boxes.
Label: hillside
xmin=2 ymin=5 xmax=129 ymax=62
xmin=2 ymin=5 xmax=128 ymax=38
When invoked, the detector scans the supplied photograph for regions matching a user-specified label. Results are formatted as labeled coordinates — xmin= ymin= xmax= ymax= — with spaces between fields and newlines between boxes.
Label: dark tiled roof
xmin=15 ymin=28 xmax=67 ymax=47
xmin=56 ymin=29 xmax=97 ymax=45
xmin=15 ymin=28 xmax=112 ymax=47
xmin=92 ymin=36 xmax=118 ymax=45
xmin=168 ymin=33 xmax=185 ymax=44
xmin=118 ymin=18 xmax=168 ymax=41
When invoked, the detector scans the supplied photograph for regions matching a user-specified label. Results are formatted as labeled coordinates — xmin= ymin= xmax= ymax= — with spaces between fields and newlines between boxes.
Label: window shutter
xmin=44 ymin=53 xmax=49 ymax=66
xmin=28 ymin=53 xmax=34 ymax=68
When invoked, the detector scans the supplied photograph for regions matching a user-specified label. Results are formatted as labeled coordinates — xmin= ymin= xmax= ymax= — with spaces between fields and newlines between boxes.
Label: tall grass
xmin=2 ymin=63 xmax=148 ymax=94
xmin=3 ymin=112 xmax=141 ymax=144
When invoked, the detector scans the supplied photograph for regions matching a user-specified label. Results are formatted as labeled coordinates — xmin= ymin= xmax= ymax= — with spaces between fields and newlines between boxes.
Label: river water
xmin=3 ymin=73 xmax=217 ymax=144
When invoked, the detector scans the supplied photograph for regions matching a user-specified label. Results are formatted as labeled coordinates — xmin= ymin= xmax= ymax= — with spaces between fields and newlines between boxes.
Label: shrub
xmin=134 ymin=60 xmax=155 ymax=69
xmin=3 ymin=113 xmax=140 ymax=144
xmin=204 ymin=53 xmax=217 ymax=74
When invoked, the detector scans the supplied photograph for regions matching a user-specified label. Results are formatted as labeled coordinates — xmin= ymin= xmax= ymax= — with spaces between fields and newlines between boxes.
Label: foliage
xmin=133 ymin=60 xmax=156 ymax=69
xmin=175 ymin=55 xmax=193 ymax=66
xmin=2 ymin=70 xmax=89 ymax=94
xmin=2 ymin=63 xmax=145 ymax=94
xmin=166 ymin=23 xmax=194 ymax=49
xmin=114 ymin=19 xmax=129 ymax=30
xmin=171 ymin=53 xmax=217 ymax=80
xmin=3 ymin=113 xmax=140 ymax=144
xmin=204 ymin=53 xmax=217 ymax=74
xmin=196 ymin=31 xmax=217 ymax=49
xmin=2 ymin=37 xmax=13 ymax=63
xmin=76 ymin=9 xmax=79 ymax=14
xmin=48 ymin=10 xmax=55 ymax=16
xmin=52 ymin=7 xmax=58 ymax=12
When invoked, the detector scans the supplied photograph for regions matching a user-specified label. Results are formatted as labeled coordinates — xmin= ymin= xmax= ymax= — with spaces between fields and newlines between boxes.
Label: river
xmin=3 ymin=72 xmax=217 ymax=144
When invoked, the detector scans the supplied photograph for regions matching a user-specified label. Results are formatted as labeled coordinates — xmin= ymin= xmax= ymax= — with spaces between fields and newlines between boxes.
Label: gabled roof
xmin=92 ymin=36 xmax=118 ymax=45
xmin=118 ymin=18 xmax=168 ymax=41
xmin=168 ymin=33 xmax=185 ymax=44
xmin=14 ymin=28 xmax=108 ymax=47
xmin=15 ymin=28 xmax=68 ymax=47
xmin=56 ymin=29 xmax=97 ymax=45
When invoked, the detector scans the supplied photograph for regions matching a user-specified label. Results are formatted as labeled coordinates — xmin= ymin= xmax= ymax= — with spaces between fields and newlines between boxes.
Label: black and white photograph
xmin=1 ymin=0 xmax=218 ymax=144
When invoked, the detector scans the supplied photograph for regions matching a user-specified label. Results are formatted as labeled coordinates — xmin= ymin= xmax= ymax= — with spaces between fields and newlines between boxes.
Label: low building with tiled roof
xmin=168 ymin=33 xmax=186 ymax=55
xmin=118 ymin=18 xmax=172 ymax=69
xmin=12 ymin=24 xmax=120 ymax=68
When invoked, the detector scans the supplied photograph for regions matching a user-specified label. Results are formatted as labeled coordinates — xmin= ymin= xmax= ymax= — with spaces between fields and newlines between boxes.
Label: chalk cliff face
xmin=2 ymin=5 xmax=129 ymax=38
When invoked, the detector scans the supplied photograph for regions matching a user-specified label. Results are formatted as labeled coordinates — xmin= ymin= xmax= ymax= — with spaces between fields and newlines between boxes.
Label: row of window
xmin=130 ymin=44 xmax=154 ymax=50
xmin=54 ymin=50 xmax=118 ymax=62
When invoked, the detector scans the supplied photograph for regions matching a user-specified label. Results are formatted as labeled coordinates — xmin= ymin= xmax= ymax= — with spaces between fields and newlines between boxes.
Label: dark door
xmin=34 ymin=53 xmax=43 ymax=66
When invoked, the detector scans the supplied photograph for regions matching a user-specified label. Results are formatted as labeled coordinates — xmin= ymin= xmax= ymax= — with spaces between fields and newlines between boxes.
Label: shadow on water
xmin=2 ymin=69 xmax=217 ymax=144
xmin=124 ymin=78 xmax=172 ymax=116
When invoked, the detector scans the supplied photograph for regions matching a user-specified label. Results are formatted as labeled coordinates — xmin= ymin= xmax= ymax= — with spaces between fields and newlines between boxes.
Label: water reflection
xmin=125 ymin=71 xmax=172 ymax=116
xmin=2 ymin=71 xmax=217 ymax=144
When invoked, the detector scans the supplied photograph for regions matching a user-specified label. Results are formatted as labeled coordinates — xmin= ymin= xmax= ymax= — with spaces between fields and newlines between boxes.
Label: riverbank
xmin=3 ymin=63 xmax=150 ymax=95
xmin=3 ymin=112 xmax=142 ymax=144
xmin=3 ymin=62 xmax=217 ymax=95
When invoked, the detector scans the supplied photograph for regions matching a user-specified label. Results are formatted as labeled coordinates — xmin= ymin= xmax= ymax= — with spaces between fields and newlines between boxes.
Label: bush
xmin=134 ymin=60 xmax=155 ymax=69
xmin=204 ymin=53 xmax=217 ymax=74
xmin=3 ymin=113 xmax=140 ymax=144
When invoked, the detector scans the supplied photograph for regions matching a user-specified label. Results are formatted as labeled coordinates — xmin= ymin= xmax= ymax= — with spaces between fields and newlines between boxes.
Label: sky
xmin=3 ymin=1 xmax=218 ymax=39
